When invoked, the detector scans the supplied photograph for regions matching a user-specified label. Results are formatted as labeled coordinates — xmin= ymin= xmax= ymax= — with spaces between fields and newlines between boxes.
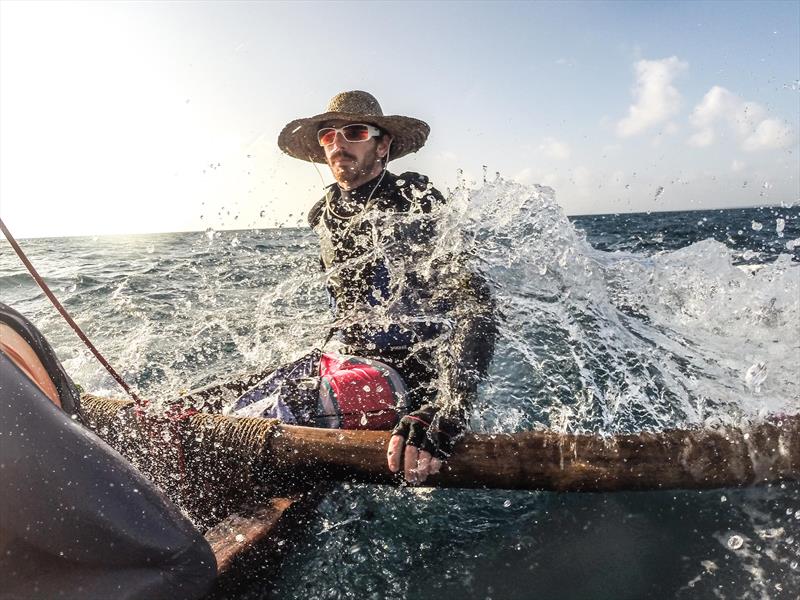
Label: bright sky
xmin=1 ymin=0 xmax=798 ymax=238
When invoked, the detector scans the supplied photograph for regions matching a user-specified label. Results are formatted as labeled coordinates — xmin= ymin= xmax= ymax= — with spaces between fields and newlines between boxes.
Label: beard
xmin=327 ymin=145 xmax=382 ymax=187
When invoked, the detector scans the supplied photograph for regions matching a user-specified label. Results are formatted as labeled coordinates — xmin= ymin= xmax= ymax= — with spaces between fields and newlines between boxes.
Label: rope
xmin=187 ymin=413 xmax=280 ymax=466
xmin=0 ymin=218 xmax=143 ymax=405
xmin=80 ymin=394 xmax=133 ymax=430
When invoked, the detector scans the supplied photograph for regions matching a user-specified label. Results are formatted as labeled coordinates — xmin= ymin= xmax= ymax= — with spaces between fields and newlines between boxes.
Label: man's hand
xmin=387 ymin=434 xmax=442 ymax=483
xmin=386 ymin=405 xmax=463 ymax=484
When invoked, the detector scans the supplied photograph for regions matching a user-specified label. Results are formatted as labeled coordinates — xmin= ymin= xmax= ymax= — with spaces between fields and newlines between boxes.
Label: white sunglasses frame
xmin=317 ymin=123 xmax=382 ymax=146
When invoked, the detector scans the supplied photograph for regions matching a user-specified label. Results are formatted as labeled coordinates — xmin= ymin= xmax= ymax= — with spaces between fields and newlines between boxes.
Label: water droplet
xmin=360 ymin=413 xmax=368 ymax=426
xmin=235 ymin=533 xmax=245 ymax=543
xmin=362 ymin=385 xmax=371 ymax=392
xmin=776 ymin=218 xmax=785 ymax=237
xmin=744 ymin=362 xmax=767 ymax=392
xmin=727 ymin=535 xmax=744 ymax=550
xmin=720 ymin=495 xmax=727 ymax=503
xmin=751 ymin=220 xmax=763 ymax=231
xmin=503 ymin=499 xmax=512 ymax=508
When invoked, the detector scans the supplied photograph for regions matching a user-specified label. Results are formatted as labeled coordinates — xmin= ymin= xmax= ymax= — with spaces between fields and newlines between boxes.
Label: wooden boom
xmin=269 ymin=417 xmax=799 ymax=491
xmin=80 ymin=396 xmax=799 ymax=493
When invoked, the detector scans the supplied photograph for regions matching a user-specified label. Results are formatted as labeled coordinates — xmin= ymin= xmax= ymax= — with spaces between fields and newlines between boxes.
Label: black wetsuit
xmin=0 ymin=303 xmax=216 ymax=600
xmin=308 ymin=170 xmax=497 ymax=417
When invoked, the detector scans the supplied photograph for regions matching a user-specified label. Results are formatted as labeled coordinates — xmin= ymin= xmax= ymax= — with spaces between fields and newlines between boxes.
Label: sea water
xmin=1 ymin=180 xmax=798 ymax=599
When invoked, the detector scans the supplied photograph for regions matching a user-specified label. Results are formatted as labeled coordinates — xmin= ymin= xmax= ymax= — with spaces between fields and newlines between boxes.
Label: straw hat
xmin=278 ymin=91 xmax=430 ymax=163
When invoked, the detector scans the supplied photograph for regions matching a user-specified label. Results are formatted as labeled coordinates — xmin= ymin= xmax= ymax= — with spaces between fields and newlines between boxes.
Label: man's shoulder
xmin=388 ymin=171 xmax=445 ymax=211
xmin=394 ymin=171 xmax=436 ymax=192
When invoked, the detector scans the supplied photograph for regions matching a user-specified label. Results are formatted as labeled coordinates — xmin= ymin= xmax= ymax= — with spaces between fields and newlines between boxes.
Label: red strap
xmin=405 ymin=415 xmax=431 ymax=427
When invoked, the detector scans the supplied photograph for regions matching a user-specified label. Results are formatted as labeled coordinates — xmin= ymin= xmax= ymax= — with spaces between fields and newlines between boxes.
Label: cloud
xmin=688 ymin=86 xmax=795 ymax=151
xmin=538 ymin=137 xmax=571 ymax=160
xmin=513 ymin=167 xmax=533 ymax=183
xmin=616 ymin=56 xmax=688 ymax=137
xmin=742 ymin=118 xmax=794 ymax=151
xmin=731 ymin=159 xmax=746 ymax=172
xmin=512 ymin=167 xmax=561 ymax=190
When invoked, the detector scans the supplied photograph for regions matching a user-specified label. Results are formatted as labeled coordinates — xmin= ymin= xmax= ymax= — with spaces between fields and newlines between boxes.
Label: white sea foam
xmin=430 ymin=178 xmax=799 ymax=433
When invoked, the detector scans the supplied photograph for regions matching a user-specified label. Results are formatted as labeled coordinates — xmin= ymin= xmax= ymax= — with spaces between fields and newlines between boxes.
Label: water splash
xmin=428 ymin=179 xmax=799 ymax=434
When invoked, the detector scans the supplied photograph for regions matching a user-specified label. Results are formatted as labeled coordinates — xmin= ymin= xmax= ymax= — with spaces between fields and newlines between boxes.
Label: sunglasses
xmin=317 ymin=123 xmax=381 ymax=146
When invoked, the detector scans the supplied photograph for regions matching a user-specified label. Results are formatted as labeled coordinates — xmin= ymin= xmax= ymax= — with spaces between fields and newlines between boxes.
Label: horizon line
xmin=5 ymin=201 xmax=797 ymax=242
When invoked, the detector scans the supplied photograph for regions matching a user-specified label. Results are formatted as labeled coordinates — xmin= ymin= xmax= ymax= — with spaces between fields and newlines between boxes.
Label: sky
xmin=0 ymin=0 xmax=798 ymax=238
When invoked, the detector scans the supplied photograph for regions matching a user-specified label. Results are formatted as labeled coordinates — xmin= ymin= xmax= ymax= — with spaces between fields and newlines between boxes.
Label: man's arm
xmin=440 ymin=260 xmax=498 ymax=409
xmin=388 ymin=253 xmax=498 ymax=483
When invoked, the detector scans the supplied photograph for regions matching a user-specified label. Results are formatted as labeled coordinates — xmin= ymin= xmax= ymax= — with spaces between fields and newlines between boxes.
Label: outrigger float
xmin=78 ymin=372 xmax=800 ymax=597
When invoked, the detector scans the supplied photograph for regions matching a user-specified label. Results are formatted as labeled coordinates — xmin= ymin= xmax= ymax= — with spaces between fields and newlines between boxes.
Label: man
xmin=277 ymin=91 xmax=496 ymax=483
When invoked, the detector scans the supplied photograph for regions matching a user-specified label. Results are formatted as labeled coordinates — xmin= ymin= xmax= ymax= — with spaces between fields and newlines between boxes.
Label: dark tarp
xmin=0 ymin=303 xmax=216 ymax=600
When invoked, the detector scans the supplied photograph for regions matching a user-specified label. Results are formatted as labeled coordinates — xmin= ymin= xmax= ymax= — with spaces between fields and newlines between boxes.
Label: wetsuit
xmin=0 ymin=303 xmax=216 ymax=600
xmin=308 ymin=171 xmax=497 ymax=429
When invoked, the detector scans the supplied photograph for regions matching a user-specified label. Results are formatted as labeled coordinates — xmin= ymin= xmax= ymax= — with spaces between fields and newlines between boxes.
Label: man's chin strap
xmin=310 ymin=154 xmax=328 ymax=188
xmin=364 ymin=141 xmax=391 ymax=208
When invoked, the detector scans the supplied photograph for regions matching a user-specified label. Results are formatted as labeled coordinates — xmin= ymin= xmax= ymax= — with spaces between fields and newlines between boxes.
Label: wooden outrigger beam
xmin=268 ymin=416 xmax=799 ymax=491
xmin=81 ymin=396 xmax=799 ymax=493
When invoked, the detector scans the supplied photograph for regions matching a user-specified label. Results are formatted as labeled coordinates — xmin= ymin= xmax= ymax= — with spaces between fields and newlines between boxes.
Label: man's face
xmin=320 ymin=120 xmax=389 ymax=189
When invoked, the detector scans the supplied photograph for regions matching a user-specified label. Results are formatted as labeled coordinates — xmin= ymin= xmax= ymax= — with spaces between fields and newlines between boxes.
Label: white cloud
xmin=513 ymin=166 xmax=562 ymax=189
xmin=538 ymin=137 xmax=571 ymax=160
xmin=688 ymin=128 xmax=716 ymax=148
xmin=688 ymin=86 xmax=795 ymax=151
xmin=540 ymin=172 xmax=562 ymax=190
xmin=617 ymin=56 xmax=688 ymax=138
xmin=742 ymin=118 xmax=794 ymax=151
xmin=513 ymin=167 xmax=533 ymax=183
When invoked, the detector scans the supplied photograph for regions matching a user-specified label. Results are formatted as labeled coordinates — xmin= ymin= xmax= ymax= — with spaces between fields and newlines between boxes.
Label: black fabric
xmin=391 ymin=404 xmax=465 ymax=459
xmin=0 ymin=302 xmax=82 ymax=417
xmin=0 ymin=311 xmax=216 ymax=599
xmin=308 ymin=171 xmax=498 ymax=422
